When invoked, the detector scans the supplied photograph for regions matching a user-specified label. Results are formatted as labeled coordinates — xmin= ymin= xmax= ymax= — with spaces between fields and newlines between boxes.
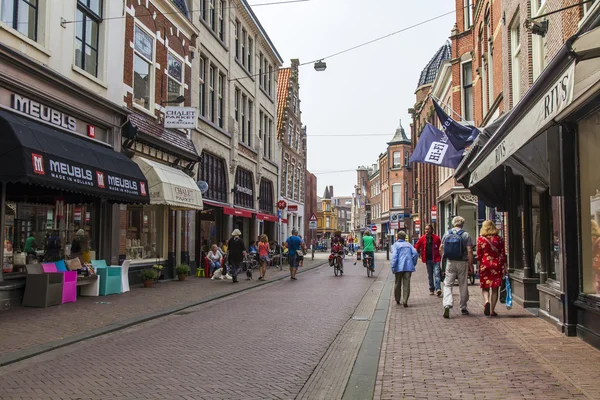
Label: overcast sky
xmin=253 ymin=0 xmax=455 ymax=198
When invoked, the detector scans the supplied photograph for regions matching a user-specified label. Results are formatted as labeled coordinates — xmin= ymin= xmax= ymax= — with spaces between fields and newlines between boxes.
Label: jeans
xmin=426 ymin=261 xmax=441 ymax=292
xmin=209 ymin=260 xmax=221 ymax=274
xmin=442 ymin=260 xmax=469 ymax=310
xmin=229 ymin=260 xmax=242 ymax=279
xmin=394 ymin=272 xmax=412 ymax=304
xmin=363 ymin=251 xmax=375 ymax=269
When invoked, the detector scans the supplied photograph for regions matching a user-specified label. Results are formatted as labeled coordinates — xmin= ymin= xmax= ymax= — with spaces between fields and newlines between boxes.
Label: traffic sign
xmin=277 ymin=210 xmax=282 ymax=218
xmin=309 ymin=220 xmax=317 ymax=230
xmin=277 ymin=200 xmax=287 ymax=210
xmin=371 ymin=225 xmax=378 ymax=232
xmin=309 ymin=213 xmax=317 ymax=222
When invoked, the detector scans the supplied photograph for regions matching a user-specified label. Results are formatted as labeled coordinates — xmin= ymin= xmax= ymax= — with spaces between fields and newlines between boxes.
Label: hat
xmin=232 ymin=229 xmax=242 ymax=236
xmin=76 ymin=229 xmax=85 ymax=236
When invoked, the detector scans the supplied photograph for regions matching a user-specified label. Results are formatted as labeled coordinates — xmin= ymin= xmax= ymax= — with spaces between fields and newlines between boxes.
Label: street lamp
xmin=314 ymin=60 xmax=327 ymax=72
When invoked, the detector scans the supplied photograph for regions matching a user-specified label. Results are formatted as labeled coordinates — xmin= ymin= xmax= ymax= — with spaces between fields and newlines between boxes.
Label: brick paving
xmin=0 ymin=255 xmax=327 ymax=364
xmin=0 ymin=253 xmax=380 ymax=399
xmin=377 ymin=262 xmax=600 ymax=400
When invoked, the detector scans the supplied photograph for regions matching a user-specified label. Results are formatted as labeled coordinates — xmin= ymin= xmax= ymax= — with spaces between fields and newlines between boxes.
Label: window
xmin=294 ymin=167 xmax=300 ymax=201
xmin=200 ymin=152 xmax=227 ymax=202
xmin=510 ymin=17 xmax=521 ymax=106
xmin=259 ymin=179 xmax=274 ymax=213
xmin=462 ymin=61 xmax=473 ymax=122
xmin=404 ymin=151 xmax=410 ymax=166
xmin=288 ymin=121 xmax=293 ymax=145
xmin=234 ymin=21 xmax=239 ymax=59
xmin=531 ymin=1 xmax=546 ymax=81
xmin=578 ymin=113 xmax=600 ymax=296
xmin=247 ymin=38 xmax=253 ymax=72
xmin=282 ymin=159 xmax=288 ymax=197
xmin=218 ymin=0 xmax=224 ymax=40
xmin=463 ymin=0 xmax=473 ymax=30
xmin=584 ymin=0 xmax=599 ymax=14
xmin=263 ymin=58 xmax=268 ymax=90
xmin=393 ymin=151 xmax=401 ymax=168
xmin=247 ymin=100 xmax=252 ymax=146
xmin=234 ymin=168 xmax=254 ymax=209
xmin=267 ymin=118 xmax=272 ymax=159
xmin=287 ymin=162 xmax=293 ymax=197
xmin=218 ymin=73 xmax=224 ymax=128
xmin=241 ymin=93 xmax=246 ymax=143
xmin=326 ymin=217 xmax=330 ymax=228
xmin=268 ymin=65 xmax=273 ymax=95
xmin=259 ymin=110 xmax=263 ymax=140
xmin=167 ymin=53 xmax=183 ymax=102
xmin=241 ymin=28 xmax=247 ymax=67
xmin=392 ymin=184 xmax=401 ymax=208
xmin=133 ymin=25 xmax=154 ymax=110
xmin=1 ymin=0 xmax=38 ymax=41
xmin=208 ymin=0 xmax=215 ymax=30
xmin=126 ymin=205 xmax=163 ymax=260
xmin=259 ymin=53 xmax=263 ymax=86
xmin=405 ymin=182 xmax=409 ymax=210
xmin=234 ymin=87 xmax=240 ymax=122
xmin=486 ymin=7 xmax=494 ymax=107
xmin=209 ymin=65 xmax=215 ymax=123
xmin=75 ymin=0 xmax=102 ymax=77
xmin=199 ymin=58 xmax=206 ymax=117
xmin=479 ymin=26 xmax=488 ymax=114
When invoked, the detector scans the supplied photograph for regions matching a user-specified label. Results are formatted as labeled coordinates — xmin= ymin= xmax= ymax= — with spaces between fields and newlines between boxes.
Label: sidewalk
xmin=375 ymin=262 xmax=600 ymax=400
xmin=0 ymin=254 xmax=328 ymax=366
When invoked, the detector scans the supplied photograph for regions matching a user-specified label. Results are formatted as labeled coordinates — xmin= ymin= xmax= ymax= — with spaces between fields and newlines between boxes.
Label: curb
xmin=0 ymin=260 xmax=329 ymax=367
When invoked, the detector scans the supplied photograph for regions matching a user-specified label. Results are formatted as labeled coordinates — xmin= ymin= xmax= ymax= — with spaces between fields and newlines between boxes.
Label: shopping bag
xmin=505 ymin=276 xmax=513 ymax=310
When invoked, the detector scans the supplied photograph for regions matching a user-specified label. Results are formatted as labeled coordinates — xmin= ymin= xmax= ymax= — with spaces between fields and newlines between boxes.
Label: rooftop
xmin=417 ymin=41 xmax=451 ymax=88
xmin=388 ymin=120 xmax=411 ymax=145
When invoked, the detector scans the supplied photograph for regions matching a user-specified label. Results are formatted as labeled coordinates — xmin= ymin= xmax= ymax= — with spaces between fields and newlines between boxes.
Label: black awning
xmin=468 ymin=167 xmax=508 ymax=211
xmin=0 ymin=110 xmax=149 ymax=204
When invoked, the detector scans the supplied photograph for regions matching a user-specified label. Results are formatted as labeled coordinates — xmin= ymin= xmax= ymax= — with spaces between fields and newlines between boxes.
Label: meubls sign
xmin=469 ymin=62 xmax=575 ymax=186
xmin=12 ymin=94 xmax=77 ymax=132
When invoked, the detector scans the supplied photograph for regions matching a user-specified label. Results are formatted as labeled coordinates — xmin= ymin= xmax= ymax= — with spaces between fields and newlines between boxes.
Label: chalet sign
xmin=164 ymin=106 xmax=197 ymax=129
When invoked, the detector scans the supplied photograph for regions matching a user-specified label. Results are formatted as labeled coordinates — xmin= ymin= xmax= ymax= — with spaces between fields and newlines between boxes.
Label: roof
xmin=239 ymin=0 xmax=284 ymax=64
xmin=323 ymin=186 xmax=331 ymax=199
xmin=170 ymin=0 xmax=189 ymax=17
xmin=276 ymin=67 xmax=291 ymax=135
xmin=128 ymin=112 xmax=199 ymax=161
xmin=417 ymin=42 xmax=451 ymax=88
xmin=388 ymin=120 xmax=410 ymax=145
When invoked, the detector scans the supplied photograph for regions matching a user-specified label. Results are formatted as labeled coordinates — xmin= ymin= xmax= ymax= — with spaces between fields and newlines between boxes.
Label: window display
xmin=126 ymin=205 xmax=163 ymax=260
xmin=578 ymin=114 xmax=600 ymax=296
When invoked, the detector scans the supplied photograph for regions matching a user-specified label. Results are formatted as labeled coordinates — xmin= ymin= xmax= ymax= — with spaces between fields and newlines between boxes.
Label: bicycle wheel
xmin=366 ymin=259 xmax=373 ymax=277
xmin=334 ymin=261 xmax=339 ymax=276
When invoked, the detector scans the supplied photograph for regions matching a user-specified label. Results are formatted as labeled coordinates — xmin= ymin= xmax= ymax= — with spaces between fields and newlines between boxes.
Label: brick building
xmin=386 ymin=123 xmax=414 ymax=237
xmin=304 ymin=171 xmax=318 ymax=244
xmin=368 ymin=162 xmax=382 ymax=244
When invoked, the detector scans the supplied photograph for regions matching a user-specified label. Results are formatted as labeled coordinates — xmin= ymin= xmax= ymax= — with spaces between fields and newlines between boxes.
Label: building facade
xmin=304 ymin=171 xmax=318 ymax=244
xmin=277 ymin=59 xmax=306 ymax=239
xmin=352 ymin=166 xmax=371 ymax=236
xmin=386 ymin=123 xmax=414 ymax=239
xmin=316 ymin=186 xmax=337 ymax=239
xmin=333 ymin=196 xmax=352 ymax=234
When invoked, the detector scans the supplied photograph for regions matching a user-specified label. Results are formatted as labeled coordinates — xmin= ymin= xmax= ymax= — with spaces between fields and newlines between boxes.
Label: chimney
xmin=329 ymin=185 xmax=333 ymax=198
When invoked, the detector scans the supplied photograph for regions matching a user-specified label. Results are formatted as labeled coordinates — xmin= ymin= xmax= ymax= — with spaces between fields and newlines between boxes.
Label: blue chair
xmin=95 ymin=264 xmax=122 ymax=296
xmin=91 ymin=260 xmax=108 ymax=270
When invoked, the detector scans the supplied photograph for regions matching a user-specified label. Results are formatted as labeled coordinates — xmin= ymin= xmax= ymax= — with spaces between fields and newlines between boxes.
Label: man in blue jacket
xmin=391 ymin=231 xmax=419 ymax=307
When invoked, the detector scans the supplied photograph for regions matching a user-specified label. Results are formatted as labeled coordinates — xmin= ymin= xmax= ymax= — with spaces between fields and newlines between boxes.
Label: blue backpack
xmin=443 ymin=229 xmax=465 ymax=260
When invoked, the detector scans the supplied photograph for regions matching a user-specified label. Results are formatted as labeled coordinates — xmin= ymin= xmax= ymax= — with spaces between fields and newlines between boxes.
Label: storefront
xmin=456 ymin=25 xmax=600 ymax=347
xmin=0 ymin=109 xmax=149 ymax=288
xmin=258 ymin=178 xmax=276 ymax=241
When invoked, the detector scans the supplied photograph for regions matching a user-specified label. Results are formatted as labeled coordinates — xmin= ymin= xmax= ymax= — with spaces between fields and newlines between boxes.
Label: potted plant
xmin=176 ymin=264 xmax=191 ymax=281
xmin=140 ymin=268 xmax=158 ymax=288
xmin=152 ymin=264 xmax=164 ymax=281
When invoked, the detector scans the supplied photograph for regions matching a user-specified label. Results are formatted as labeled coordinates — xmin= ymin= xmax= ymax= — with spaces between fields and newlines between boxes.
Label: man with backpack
xmin=440 ymin=216 xmax=474 ymax=318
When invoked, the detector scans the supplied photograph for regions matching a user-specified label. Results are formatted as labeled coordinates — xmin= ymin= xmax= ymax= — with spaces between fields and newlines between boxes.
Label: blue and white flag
xmin=409 ymin=123 xmax=463 ymax=169
xmin=433 ymin=99 xmax=478 ymax=150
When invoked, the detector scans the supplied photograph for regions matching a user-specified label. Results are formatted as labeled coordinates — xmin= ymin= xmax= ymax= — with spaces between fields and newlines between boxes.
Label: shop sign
xmin=12 ymin=94 xmax=77 ymax=132
xmin=431 ymin=205 xmax=437 ymax=223
xmin=174 ymin=186 xmax=196 ymax=204
xmin=288 ymin=204 xmax=298 ymax=212
xmin=235 ymin=184 xmax=253 ymax=196
xmin=470 ymin=62 xmax=576 ymax=186
xmin=164 ymin=107 xmax=197 ymax=129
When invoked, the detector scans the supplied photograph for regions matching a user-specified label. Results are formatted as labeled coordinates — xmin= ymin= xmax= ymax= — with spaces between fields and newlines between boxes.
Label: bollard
xmin=386 ymin=243 xmax=389 ymax=260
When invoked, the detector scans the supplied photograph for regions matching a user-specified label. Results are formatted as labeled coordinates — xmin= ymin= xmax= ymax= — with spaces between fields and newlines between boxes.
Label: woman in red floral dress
xmin=477 ymin=220 xmax=507 ymax=317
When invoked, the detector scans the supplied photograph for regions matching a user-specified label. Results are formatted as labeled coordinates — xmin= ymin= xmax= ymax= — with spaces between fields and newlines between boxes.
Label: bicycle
xmin=363 ymin=253 xmax=374 ymax=277
xmin=332 ymin=252 xmax=344 ymax=276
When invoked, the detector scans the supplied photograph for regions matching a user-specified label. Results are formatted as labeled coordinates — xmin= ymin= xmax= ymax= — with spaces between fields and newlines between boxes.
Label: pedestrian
xmin=207 ymin=244 xmax=223 ymax=276
xmin=390 ymin=231 xmax=418 ymax=307
xmin=414 ymin=224 xmax=442 ymax=297
xmin=70 ymin=230 xmax=85 ymax=263
xmin=227 ymin=229 xmax=246 ymax=283
xmin=258 ymin=234 xmax=270 ymax=280
xmin=24 ymin=232 xmax=37 ymax=259
xmin=477 ymin=220 xmax=507 ymax=317
xmin=249 ymin=241 xmax=258 ymax=253
xmin=361 ymin=229 xmax=376 ymax=271
xmin=45 ymin=230 xmax=61 ymax=261
xmin=441 ymin=216 xmax=474 ymax=318
xmin=286 ymin=228 xmax=304 ymax=280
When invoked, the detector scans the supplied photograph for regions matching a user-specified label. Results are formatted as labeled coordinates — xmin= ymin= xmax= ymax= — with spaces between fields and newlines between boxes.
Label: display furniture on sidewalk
xmin=42 ymin=263 xmax=77 ymax=304
xmin=78 ymin=275 xmax=100 ymax=296
xmin=120 ymin=260 xmax=131 ymax=293
xmin=92 ymin=260 xmax=122 ymax=296
xmin=22 ymin=264 xmax=63 ymax=308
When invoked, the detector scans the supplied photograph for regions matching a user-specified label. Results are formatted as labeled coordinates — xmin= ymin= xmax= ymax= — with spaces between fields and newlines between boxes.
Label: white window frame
xmin=510 ymin=16 xmax=521 ymax=107
xmin=209 ymin=64 xmax=216 ymax=123
xmin=218 ymin=0 xmax=224 ymax=40
xmin=463 ymin=0 xmax=473 ymax=30
xmin=531 ymin=1 xmax=546 ymax=82
xmin=486 ymin=8 xmax=494 ymax=107
xmin=199 ymin=57 xmax=206 ymax=117
xmin=247 ymin=99 xmax=252 ymax=146
xmin=393 ymin=151 xmax=401 ymax=168
xmin=247 ymin=37 xmax=253 ymax=73
xmin=218 ymin=72 xmax=225 ymax=128
xmin=392 ymin=184 xmax=401 ymax=208
xmin=461 ymin=60 xmax=473 ymax=122
xmin=166 ymin=51 xmax=184 ymax=103
xmin=132 ymin=23 xmax=156 ymax=113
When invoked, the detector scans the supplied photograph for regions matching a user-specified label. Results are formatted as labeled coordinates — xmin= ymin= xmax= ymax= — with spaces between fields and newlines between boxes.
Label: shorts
xmin=288 ymin=254 xmax=299 ymax=268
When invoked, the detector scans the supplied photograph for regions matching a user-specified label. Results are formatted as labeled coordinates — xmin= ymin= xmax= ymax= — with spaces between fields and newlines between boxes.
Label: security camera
xmin=525 ymin=19 xmax=549 ymax=37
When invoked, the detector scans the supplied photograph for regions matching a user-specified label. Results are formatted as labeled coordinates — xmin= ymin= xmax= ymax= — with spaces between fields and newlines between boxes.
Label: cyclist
xmin=362 ymin=230 xmax=376 ymax=271
xmin=331 ymin=230 xmax=346 ymax=273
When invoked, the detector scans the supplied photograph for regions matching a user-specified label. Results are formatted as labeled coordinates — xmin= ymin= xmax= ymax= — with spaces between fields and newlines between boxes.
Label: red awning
xmin=282 ymin=218 xmax=288 ymax=224
xmin=256 ymin=213 xmax=278 ymax=222
xmin=223 ymin=206 xmax=253 ymax=218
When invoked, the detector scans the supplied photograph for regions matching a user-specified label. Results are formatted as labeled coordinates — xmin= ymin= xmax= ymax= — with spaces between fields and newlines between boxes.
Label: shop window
xmin=1 ymin=0 xmax=38 ymax=41
xmin=75 ymin=0 xmax=102 ymax=77
xmin=549 ymin=197 xmax=563 ymax=282
xmin=126 ymin=205 xmax=163 ymax=260
xmin=578 ymin=115 xmax=600 ymax=296
xmin=259 ymin=179 xmax=273 ymax=213
xmin=531 ymin=191 xmax=542 ymax=275
xmin=234 ymin=168 xmax=254 ymax=209
xmin=199 ymin=152 xmax=227 ymax=203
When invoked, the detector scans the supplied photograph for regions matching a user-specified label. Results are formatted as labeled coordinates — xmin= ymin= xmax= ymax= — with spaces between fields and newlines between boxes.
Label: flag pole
xmin=429 ymin=94 xmax=469 ymax=123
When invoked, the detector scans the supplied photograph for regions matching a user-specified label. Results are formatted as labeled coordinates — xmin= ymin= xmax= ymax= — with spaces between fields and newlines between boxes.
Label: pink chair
xmin=42 ymin=263 xmax=77 ymax=304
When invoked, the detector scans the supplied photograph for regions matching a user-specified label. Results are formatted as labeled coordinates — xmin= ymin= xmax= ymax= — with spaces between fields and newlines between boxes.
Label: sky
xmin=252 ymin=0 xmax=455 ymax=198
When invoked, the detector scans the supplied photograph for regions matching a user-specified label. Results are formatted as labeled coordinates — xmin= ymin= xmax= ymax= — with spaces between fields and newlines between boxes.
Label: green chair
xmin=95 ymin=265 xmax=122 ymax=296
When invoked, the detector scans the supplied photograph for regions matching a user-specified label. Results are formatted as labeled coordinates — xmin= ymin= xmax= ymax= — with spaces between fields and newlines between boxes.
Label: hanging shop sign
xmin=431 ymin=205 xmax=437 ymax=223
xmin=164 ymin=107 xmax=198 ymax=129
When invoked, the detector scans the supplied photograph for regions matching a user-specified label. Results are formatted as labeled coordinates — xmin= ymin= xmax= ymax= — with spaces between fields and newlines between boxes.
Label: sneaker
xmin=461 ymin=309 xmax=470 ymax=315
xmin=403 ymin=303 xmax=408 ymax=308
xmin=443 ymin=307 xmax=450 ymax=319
xmin=436 ymin=290 xmax=442 ymax=297
xmin=484 ymin=302 xmax=490 ymax=316
xmin=396 ymin=300 xmax=400 ymax=305
xmin=429 ymin=291 xmax=435 ymax=296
